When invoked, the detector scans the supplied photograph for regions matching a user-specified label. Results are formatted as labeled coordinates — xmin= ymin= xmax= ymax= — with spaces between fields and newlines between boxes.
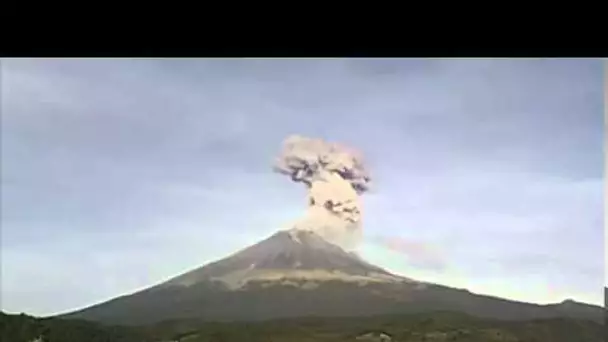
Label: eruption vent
xmin=274 ymin=135 xmax=371 ymax=251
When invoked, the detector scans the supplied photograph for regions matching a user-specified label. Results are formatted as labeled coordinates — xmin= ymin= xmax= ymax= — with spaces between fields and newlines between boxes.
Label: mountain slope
xmin=59 ymin=230 xmax=605 ymax=325
xmin=157 ymin=229 xmax=407 ymax=290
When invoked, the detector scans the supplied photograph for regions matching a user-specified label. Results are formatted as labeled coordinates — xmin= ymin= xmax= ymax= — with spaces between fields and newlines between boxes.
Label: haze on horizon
xmin=0 ymin=58 xmax=604 ymax=317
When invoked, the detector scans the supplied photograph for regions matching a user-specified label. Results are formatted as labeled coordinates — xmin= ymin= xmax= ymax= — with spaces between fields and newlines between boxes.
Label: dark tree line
xmin=0 ymin=312 xmax=148 ymax=342
xmin=2 ymin=311 xmax=604 ymax=342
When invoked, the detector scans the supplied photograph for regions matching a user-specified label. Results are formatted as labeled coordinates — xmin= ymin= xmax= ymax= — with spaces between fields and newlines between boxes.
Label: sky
xmin=0 ymin=58 xmax=604 ymax=316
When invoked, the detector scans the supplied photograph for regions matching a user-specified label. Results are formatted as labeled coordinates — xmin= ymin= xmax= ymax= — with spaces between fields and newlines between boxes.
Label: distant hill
xmin=58 ymin=229 xmax=606 ymax=325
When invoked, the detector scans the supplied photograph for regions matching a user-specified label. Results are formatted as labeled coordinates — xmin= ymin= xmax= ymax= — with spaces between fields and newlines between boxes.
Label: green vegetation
xmin=0 ymin=312 xmax=147 ymax=342
xmin=1 ymin=310 xmax=604 ymax=342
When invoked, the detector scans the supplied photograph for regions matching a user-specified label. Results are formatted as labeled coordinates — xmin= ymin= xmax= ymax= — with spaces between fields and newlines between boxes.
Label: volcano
xmin=59 ymin=229 xmax=604 ymax=325
xmin=157 ymin=229 xmax=408 ymax=289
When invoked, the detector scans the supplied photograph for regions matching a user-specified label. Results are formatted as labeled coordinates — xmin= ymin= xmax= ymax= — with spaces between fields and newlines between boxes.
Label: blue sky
xmin=0 ymin=58 xmax=604 ymax=316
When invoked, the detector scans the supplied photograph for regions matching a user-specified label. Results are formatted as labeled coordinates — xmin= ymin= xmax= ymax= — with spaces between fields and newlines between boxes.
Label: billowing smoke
xmin=274 ymin=135 xmax=371 ymax=251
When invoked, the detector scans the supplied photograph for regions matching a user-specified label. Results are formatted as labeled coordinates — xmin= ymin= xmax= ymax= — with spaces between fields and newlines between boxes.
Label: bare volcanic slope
xmin=157 ymin=229 xmax=406 ymax=289
xmin=59 ymin=229 xmax=604 ymax=326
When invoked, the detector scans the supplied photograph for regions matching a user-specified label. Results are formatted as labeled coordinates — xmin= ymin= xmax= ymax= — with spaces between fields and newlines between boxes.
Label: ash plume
xmin=274 ymin=135 xmax=371 ymax=251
